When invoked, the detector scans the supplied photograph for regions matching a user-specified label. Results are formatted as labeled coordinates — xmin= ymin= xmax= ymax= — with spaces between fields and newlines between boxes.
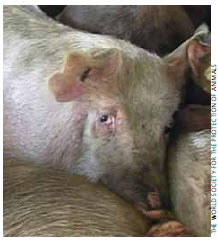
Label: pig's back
xmin=4 ymin=158 xmax=150 ymax=236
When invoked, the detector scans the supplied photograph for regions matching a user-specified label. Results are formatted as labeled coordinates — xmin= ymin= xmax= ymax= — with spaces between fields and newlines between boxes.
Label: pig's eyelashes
xmin=80 ymin=68 xmax=91 ymax=82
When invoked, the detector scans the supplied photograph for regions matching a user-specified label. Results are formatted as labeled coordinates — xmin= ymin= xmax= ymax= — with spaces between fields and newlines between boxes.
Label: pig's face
xmin=49 ymin=49 xmax=179 ymax=190
xmin=86 ymin=62 xmax=180 ymax=198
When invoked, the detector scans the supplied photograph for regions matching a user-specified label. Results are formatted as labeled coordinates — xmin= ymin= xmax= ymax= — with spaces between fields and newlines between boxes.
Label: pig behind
xmin=56 ymin=5 xmax=211 ymax=105
xmin=4 ymin=158 xmax=150 ymax=237
xmin=167 ymin=39 xmax=211 ymax=235
xmin=3 ymin=5 xmax=210 ymax=210
xmin=168 ymin=129 xmax=211 ymax=236
xmin=56 ymin=5 xmax=194 ymax=56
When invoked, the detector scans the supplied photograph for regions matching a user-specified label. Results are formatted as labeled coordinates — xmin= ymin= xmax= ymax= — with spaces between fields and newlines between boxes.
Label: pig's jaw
xmin=98 ymin=149 xmax=167 ymax=208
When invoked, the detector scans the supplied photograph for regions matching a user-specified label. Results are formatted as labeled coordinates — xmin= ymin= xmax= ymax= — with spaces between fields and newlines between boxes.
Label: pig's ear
xmin=165 ymin=24 xmax=210 ymax=90
xmin=187 ymin=29 xmax=211 ymax=93
xmin=49 ymin=49 xmax=121 ymax=102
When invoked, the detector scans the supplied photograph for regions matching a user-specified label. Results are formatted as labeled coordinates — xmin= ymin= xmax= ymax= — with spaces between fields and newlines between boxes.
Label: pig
xmin=3 ymin=158 xmax=151 ymax=237
xmin=56 ymin=5 xmax=211 ymax=55
xmin=56 ymin=5 xmax=195 ymax=56
xmin=166 ymin=41 xmax=211 ymax=235
xmin=4 ymin=158 xmax=195 ymax=237
xmin=3 ymin=5 xmax=210 ymax=213
xmin=166 ymin=48 xmax=211 ymax=236
xmin=167 ymin=127 xmax=211 ymax=237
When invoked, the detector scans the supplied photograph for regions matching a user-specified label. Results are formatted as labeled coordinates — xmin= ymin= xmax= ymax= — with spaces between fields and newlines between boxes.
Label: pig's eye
xmin=98 ymin=114 xmax=114 ymax=125
xmin=100 ymin=114 xmax=109 ymax=123
xmin=96 ymin=112 xmax=116 ymax=136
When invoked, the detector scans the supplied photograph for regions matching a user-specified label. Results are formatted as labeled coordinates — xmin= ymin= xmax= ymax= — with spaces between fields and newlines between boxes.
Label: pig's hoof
xmin=146 ymin=191 xmax=160 ymax=209
xmin=146 ymin=220 xmax=195 ymax=237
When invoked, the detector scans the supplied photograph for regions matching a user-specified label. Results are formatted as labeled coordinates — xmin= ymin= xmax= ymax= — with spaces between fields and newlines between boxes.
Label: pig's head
xmin=49 ymin=26 xmax=210 ymax=208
